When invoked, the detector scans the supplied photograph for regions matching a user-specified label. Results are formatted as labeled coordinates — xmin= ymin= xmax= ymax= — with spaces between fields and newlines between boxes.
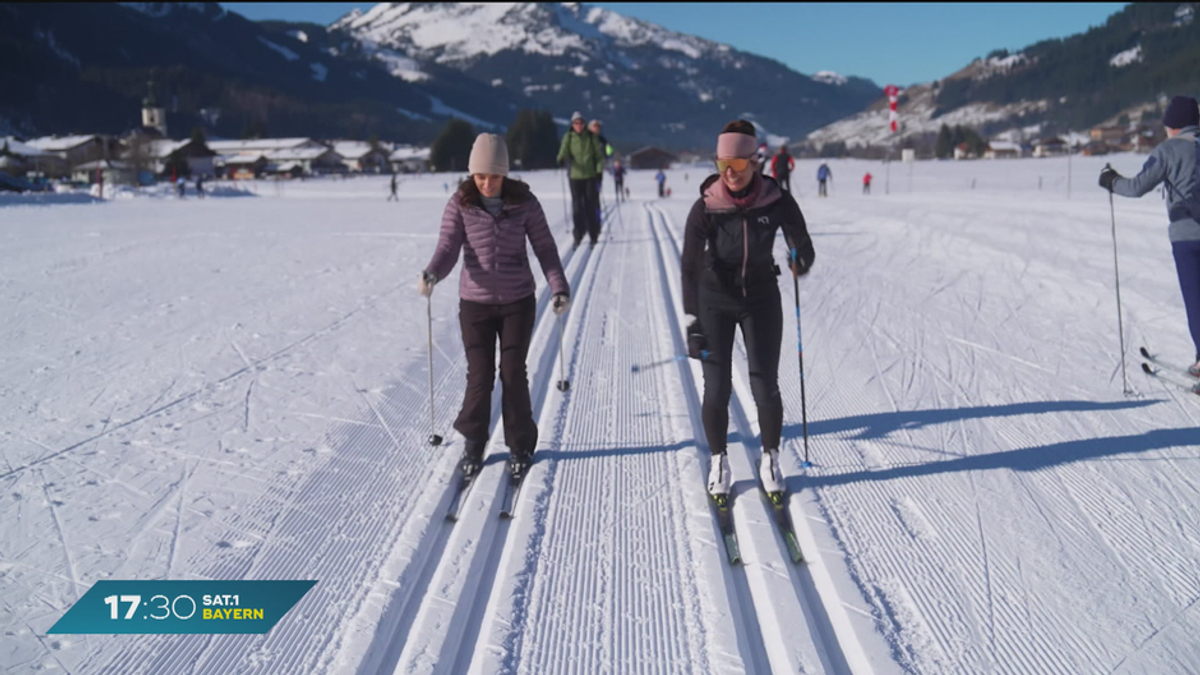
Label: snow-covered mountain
xmin=807 ymin=2 xmax=1200 ymax=150
xmin=331 ymin=2 xmax=881 ymax=149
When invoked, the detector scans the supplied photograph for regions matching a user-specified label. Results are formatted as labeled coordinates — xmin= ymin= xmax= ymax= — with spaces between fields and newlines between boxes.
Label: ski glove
xmin=552 ymin=293 xmax=571 ymax=316
xmin=1098 ymin=166 xmax=1120 ymax=192
xmin=418 ymin=270 xmax=437 ymax=297
xmin=789 ymin=257 xmax=812 ymax=278
xmin=685 ymin=315 xmax=707 ymax=360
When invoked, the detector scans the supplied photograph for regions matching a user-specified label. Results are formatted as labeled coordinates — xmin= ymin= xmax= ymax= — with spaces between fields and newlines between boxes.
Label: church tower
xmin=142 ymin=77 xmax=167 ymax=137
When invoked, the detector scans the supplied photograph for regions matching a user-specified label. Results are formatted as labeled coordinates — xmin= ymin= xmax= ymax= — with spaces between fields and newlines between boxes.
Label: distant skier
xmin=757 ymin=142 xmax=770 ymax=177
xmin=420 ymin=133 xmax=571 ymax=479
xmin=612 ymin=159 xmax=626 ymax=203
xmin=771 ymin=145 xmax=795 ymax=194
xmin=817 ymin=162 xmax=832 ymax=197
xmin=176 ymin=179 xmax=185 ymax=199
xmin=195 ymin=174 xmax=206 ymax=199
xmin=1100 ymin=95 xmax=1200 ymax=384
xmin=656 ymin=167 xmax=667 ymax=198
xmin=557 ymin=111 xmax=605 ymax=247
xmin=862 ymin=171 xmax=872 ymax=195
xmin=682 ymin=119 xmax=815 ymax=498
xmin=388 ymin=173 xmax=399 ymax=201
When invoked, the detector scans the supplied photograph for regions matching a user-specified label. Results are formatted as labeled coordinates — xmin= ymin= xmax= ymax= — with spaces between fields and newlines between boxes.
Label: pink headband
xmin=716 ymin=132 xmax=757 ymax=158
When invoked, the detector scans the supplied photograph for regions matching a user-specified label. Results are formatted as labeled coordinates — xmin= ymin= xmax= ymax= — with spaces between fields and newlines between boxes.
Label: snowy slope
xmin=4 ymin=158 xmax=1200 ymax=674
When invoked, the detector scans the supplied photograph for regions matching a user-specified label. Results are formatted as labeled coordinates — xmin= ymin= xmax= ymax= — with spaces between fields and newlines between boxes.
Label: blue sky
xmin=221 ymin=2 xmax=1127 ymax=86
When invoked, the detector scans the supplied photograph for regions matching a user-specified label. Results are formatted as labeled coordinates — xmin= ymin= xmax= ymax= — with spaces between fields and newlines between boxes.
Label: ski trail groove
xmin=389 ymin=208 xmax=612 ymax=675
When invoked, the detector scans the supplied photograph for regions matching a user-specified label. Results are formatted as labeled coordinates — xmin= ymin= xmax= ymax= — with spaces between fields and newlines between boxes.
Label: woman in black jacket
xmin=681 ymin=119 xmax=815 ymax=500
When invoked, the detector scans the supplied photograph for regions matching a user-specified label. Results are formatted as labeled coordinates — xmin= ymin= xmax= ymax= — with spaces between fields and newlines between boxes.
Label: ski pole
xmin=560 ymin=166 xmax=570 ymax=230
xmin=630 ymin=350 xmax=710 ymax=373
xmin=791 ymin=248 xmax=811 ymax=467
xmin=426 ymin=293 xmax=443 ymax=445
xmin=556 ymin=313 xmax=570 ymax=391
xmin=1107 ymin=177 xmax=1132 ymax=395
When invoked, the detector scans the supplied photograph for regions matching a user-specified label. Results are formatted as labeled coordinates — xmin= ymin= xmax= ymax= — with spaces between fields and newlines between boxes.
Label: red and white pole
xmin=885 ymin=84 xmax=899 ymax=134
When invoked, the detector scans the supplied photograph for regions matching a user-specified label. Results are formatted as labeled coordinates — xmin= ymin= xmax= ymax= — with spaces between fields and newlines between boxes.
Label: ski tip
xmin=1142 ymin=362 xmax=1155 ymax=374
xmin=1139 ymin=346 xmax=1152 ymax=359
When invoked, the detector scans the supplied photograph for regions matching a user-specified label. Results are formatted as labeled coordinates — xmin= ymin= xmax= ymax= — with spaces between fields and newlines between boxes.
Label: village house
xmin=72 ymin=159 xmax=137 ymax=185
xmin=390 ymin=145 xmax=430 ymax=174
xmin=208 ymin=138 xmax=343 ymax=177
xmin=983 ymin=140 xmax=1023 ymax=159
xmin=1089 ymin=126 xmax=1124 ymax=143
xmin=628 ymin=146 xmax=677 ymax=170
xmin=23 ymin=135 xmax=112 ymax=176
xmin=1032 ymin=137 xmax=1068 ymax=158
xmin=126 ymin=139 xmax=218 ymax=177
xmin=331 ymin=141 xmax=390 ymax=173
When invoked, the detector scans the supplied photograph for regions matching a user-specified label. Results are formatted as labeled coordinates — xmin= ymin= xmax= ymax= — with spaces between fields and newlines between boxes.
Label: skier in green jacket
xmin=557 ymin=111 xmax=605 ymax=247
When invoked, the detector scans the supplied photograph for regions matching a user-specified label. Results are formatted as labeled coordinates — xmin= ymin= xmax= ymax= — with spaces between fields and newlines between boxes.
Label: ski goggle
xmin=715 ymin=157 xmax=754 ymax=173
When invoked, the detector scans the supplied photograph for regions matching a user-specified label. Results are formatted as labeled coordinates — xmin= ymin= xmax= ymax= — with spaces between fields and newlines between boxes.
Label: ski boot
xmin=458 ymin=439 xmax=486 ymax=479
xmin=707 ymin=453 xmax=730 ymax=506
xmin=759 ymin=448 xmax=784 ymax=495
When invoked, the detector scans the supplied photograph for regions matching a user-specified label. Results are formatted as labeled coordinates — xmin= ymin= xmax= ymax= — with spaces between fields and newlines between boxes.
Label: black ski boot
xmin=459 ymin=439 xmax=486 ymax=479
xmin=507 ymin=449 xmax=533 ymax=480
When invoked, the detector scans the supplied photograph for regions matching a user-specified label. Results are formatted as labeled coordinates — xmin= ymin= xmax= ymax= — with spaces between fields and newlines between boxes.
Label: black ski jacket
xmin=681 ymin=174 xmax=814 ymax=315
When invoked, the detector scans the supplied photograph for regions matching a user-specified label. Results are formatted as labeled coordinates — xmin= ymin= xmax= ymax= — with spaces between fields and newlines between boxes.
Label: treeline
xmin=430 ymin=109 xmax=565 ymax=173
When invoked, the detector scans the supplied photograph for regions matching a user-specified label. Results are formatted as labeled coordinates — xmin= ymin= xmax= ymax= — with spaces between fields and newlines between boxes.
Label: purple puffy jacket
xmin=424 ymin=179 xmax=569 ymax=304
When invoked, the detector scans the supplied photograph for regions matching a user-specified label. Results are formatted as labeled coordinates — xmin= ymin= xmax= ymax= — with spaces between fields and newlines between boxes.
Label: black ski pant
xmin=697 ymin=279 xmax=784 ymax=456
xmin=778 ymin=175 xmax=791 ymax=194
xmin=818 ymin=179 xmax=828 ymax=197
xmin=570 ymin=177 xmax=600 ymax=244
xmin=454 ymin=294 xmax=538 ymax=454
xmin=614 ymin=178 xmax=624 ymax=202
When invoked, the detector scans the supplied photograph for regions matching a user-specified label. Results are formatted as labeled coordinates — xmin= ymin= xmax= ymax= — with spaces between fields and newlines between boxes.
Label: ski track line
xmin=649 ymin=203 xmax=839 ymax=674
xmin=753 ymin=200 xmax=1195 ymax=672
xmin=484 ymin=199 xmax=708 ymax=675
xmin=655 ymin=202 xmax=912 ymax=675
xmin=453 ymin=224 xmax=612 ymax=675
xmin=388 ymin=205 xmax=613 ymax=675
xmin=642 ymin=203 xmax=770 ymax=675
xmin=87 ymin=218 xmax=585 ymax=674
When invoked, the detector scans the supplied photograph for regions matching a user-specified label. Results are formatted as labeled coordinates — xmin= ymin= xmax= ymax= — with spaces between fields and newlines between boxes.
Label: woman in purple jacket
xmin=419 ymin=134 xmax=571 ymax=479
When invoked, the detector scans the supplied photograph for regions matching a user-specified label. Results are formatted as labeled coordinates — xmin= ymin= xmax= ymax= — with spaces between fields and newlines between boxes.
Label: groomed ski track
xmin=373 ymin=196 xmax=898 ymax=675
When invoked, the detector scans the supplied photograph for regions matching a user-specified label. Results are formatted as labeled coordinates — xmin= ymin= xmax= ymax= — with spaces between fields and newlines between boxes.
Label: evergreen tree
xmin=505 ymin=109 xmax=558 ymax=170
xmin=935 ymin=124 xmax=953 ymax=159
xmin=430 ymin=119 xmax=475 ymax=173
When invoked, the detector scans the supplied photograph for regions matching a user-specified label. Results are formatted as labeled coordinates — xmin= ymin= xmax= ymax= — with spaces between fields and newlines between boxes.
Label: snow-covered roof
xmin=331 ymin=141 xmax=383 ymax=160
xmin=25 ymin=135 xmax=99 ymax=151
xmin=265 ymin=147 xmax=340 ymax=162
xmin=390 ymin=146 xmax=430 ymax=161
xmin=1 ymin=137 xmax=58 ymax=158
xmin=987 ymin=141 xmax=1022 ymax=152
xmin=208 ymin=138 xmax=320 ymax=154
xmin=216 ymin=154 xmax=266 ymax=165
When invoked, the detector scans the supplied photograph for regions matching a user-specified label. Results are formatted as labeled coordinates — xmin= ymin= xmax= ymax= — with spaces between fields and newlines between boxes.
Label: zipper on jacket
xmin=740 ymin=215 xmax=749 ymax=297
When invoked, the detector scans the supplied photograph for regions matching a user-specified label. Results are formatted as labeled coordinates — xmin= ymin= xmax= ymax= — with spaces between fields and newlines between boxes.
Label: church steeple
xmin=141 ymin=74 xmax=167 ymax=136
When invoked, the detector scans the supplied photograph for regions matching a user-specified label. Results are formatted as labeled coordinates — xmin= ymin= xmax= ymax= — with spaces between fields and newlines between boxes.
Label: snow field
xmin=3 ymin=155 xmax=1200 ymax=675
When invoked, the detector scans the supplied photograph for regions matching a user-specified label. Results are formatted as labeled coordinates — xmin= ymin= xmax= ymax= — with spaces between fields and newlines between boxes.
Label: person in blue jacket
xmin=1100 ymin=95 xmax=1200 ymax=384
xmin=816 ymin=162 xmax=832 ymax=197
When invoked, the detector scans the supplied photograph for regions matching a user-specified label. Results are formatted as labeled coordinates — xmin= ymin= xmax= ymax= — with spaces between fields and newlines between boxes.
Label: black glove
xmin=1098 ymin=166 xmax=1120 ymax=192
xmin=686 ymin=317 xmax=707 ymax=360
xmin=789 ymin=257 xmax=811 ymax=277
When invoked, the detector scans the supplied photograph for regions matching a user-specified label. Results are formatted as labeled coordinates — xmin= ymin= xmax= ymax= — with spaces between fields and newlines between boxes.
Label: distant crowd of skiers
xmin=415 ymin=92 xmax=1200 ymax=503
